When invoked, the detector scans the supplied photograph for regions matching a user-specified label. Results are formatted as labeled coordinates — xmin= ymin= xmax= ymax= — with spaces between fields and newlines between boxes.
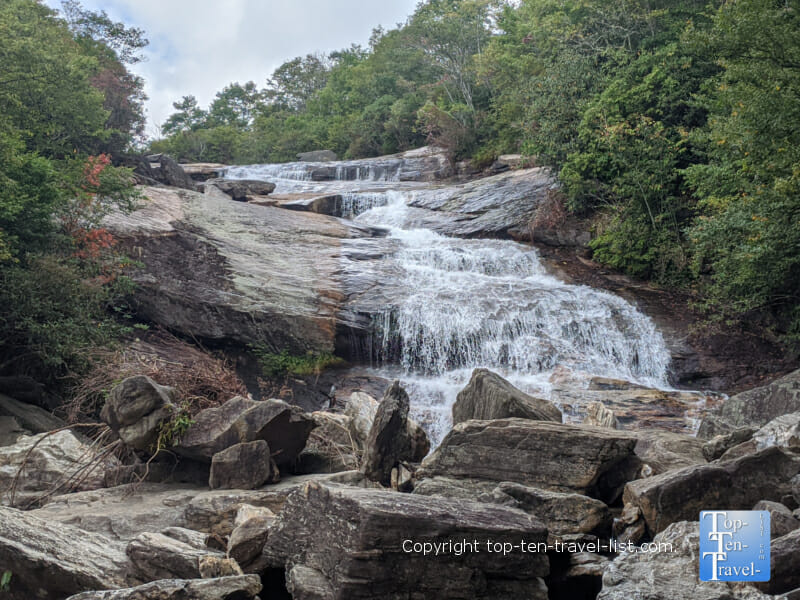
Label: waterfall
xmin=223 ymin=158 xmax=674 ymax=446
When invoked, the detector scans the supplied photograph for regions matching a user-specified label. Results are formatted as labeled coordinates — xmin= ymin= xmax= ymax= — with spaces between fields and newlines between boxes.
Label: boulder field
xmin=0 ymin=368 xmax=798 ymax=599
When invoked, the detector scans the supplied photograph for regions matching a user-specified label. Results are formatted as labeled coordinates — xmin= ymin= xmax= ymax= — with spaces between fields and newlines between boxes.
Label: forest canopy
xmin=153 ymin=0 xmax=800 ymax=345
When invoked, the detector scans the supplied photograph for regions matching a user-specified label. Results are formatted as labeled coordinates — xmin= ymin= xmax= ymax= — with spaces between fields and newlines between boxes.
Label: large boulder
xmin=263 ymin=481 xmax=550 ymax=600
xmin=126 ymin=532 xmax=241 ymax=581
xmin=752 ymin=500 xmax=799 ymax=538
xmin=623 ymin=447 xmax=800 ymax=535
xmin=361 ymin=381 xmax=430 ymax=484
xmin=0 ymin=505 xmax=131 ymax=599
xmin=420 ymin=419 xmax=640 ymax=503
xmin=101 ymin=375 xmax=177 ymax=452
xmin=484 ymin=482 xmax=612 ymax=536
xmin=634 ymin=430 xmax=706 ymax=476
xmin=758 ymin=528 xmax=800 ymax=595
xmin=227 ymin=505 xmax=275 ymax=572
xmin=598 ymin=521 xmax=774 ymax=600
xmin=208 ymin=440 xmax=280 ymax=489
xmin=702 ymin=427 xmax=758 ymax=461
xmin=452 ymin=368 xmax=562 ymax=425
xmin=296 ymin=411 xmax=359 ymax=474
xmin=698 ymin=369 xmax=800 ymax=438
xmin=65 ymin=576 xmax=262 ymax=600
xmin=174 ymin=396 xmax=315 ymax=470
xmin=157 ymin=155 xmax=196 ymax=190
xmin=0 ymin=430 xmax=120 ymax=507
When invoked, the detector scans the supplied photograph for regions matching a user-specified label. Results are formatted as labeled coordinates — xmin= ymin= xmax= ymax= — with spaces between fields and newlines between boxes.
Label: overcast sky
xmin=44 ymin=0 xmax=419 ymax=138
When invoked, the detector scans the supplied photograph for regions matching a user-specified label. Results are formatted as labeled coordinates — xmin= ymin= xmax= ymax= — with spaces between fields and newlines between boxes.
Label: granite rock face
xmin=263 ymin=481 xmax=550 ymax=600
xmin=104 ymin=185 xmax=385 ymax=356
xmin=452 ymin=368 xmax=562 ymax=425
xmin=420 ymin=419 xmax=640 ymax=503
xmin=698 ymin=369 xmax=800 ymax=438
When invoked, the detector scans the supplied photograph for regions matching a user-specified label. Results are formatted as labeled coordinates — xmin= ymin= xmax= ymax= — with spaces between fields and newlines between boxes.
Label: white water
xmin=226 ymin=161 xmax=673 ymax=445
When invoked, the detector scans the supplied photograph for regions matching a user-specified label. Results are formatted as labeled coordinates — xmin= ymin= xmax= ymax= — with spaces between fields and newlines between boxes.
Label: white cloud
xmin=45 ymin=0 xmax=419 ymax=138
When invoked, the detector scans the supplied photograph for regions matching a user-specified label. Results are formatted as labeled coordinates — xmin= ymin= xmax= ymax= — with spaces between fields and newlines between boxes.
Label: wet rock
xmin=583 ymin=402 xmax=618 ymax=429
xmin=0 ymin=505 xmax=131 ymax=599
xmin=420 ymin=419 xmax=640 ymax=503
xmin=408 ymin=168 xmax=553 ymax=237
xmin=204 ymin=179 xmax=276 ymax=201
xmin=101 ymin=376 xmax=177 ymax=452
xmin=175 ymin=396 xmax=315 ymax=470
xmin=452 ymin=368 xmax=562 ymax=425
xmin=758 ymin=528 xmax=800 ymax=595
xmin=598 ymin=521 xmax=774 ymax=600
xmin=264 ymin=481 xmax=549 ymax=599
xmin=0 ymin=430 xmax=120 ymax=507
xmin=298 ymin=150 xmax=338 ymax=162
xmin=227 ymin=505 xmax=275 ymax=572
xmin=623 ymin=447 xmax=800 ymax=535
xmin=126 ymin=531 xmax=241 ymax=581
xmin=209 ymin=440 xmax=280 ymax=489
xmin=296 ymin=411 xmax=358 ymax=474
xmin=361 ymin=381 xmax=430 ymax=485
xmin=65 ymin=575 xmax=262 ymax=600
xmin=702 ymin=427 xmax=757 ymax=461
xmin=752 ymin=500 xmax=799 ymax=538
xmin=634 ymin=430 xmax=706 ymax=475
xmin=698 ymin=369 xmax=800 ymax=438
xmin=485 ymin=482 xmax=612 ymax=536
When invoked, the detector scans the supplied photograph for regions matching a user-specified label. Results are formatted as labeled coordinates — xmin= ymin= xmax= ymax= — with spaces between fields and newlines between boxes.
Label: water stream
xmin=226 ymin=160 xmax=675 ymax=445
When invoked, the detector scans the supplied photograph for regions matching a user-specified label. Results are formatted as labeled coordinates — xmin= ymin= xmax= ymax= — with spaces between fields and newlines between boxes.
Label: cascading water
xmin=225 ymin=159 xmax=675 ymax=446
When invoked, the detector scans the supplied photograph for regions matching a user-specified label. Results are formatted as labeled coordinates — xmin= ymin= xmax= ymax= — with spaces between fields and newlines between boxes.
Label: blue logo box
xmin=700 ymin=510 xmax=770 ymax=582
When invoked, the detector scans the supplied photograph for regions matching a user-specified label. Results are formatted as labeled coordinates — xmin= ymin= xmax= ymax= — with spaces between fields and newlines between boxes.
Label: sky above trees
xmin=44 ymin=0 xmax=418 ymax=136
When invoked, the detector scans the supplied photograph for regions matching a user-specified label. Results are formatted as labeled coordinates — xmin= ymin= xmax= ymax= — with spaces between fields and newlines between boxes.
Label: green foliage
xmin=0 ymin=255 xmax=136 ymax=382
xmin=252 ymin=348 xmax=346 ymax=379
xmin=0 ymin=570 xmax=11 ymax=592
xmin=153 ymin=409 xmax=194 ymax=453
xmin=0 ymin=0 xmax=144 ymax=388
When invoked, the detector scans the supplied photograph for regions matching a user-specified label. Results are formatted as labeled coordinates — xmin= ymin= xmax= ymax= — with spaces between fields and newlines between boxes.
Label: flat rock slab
xmin=420 ymin=419 xmax=640 ymax=503
xmin=264 ymin=481 xmax=549 ymax=600
xmin=0 ymin=505 xmax=131 ymax=600
xmin=623 ymin=447 xmax=800 ymax=535
xmin=65 ymin=575 xmax=262 ymax=600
